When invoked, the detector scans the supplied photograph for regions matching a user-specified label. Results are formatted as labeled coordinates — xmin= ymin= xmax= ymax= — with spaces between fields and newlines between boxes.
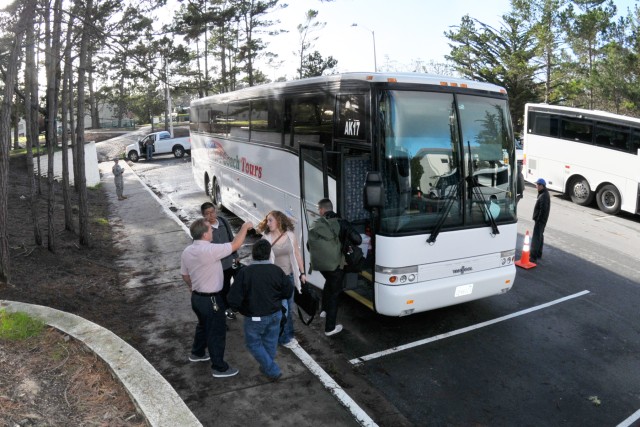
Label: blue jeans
xmin=243 ymin=310 xmax=282 ymax=378
xmin=191 ymin=293 xmax=228 ymax=372
xmin=146 ymin=144 xmax=153 ymax=160
xmin=278 ymin=274 xmax=295 ymax=345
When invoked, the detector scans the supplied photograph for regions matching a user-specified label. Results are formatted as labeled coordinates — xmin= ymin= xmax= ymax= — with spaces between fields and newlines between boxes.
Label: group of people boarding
xmin=180 ymin=199 xmax=360 ymax=381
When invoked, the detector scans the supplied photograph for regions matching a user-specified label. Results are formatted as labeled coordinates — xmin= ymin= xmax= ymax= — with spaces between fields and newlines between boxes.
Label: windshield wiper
xmin=467 ymin=141 xmax=499 ymax=236
xmin=427 ymin=174 xmax=464 ymax=245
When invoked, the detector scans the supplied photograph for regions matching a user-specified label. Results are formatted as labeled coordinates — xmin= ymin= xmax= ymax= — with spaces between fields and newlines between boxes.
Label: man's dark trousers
xmin=531 ymin=222 xmax=546 ymax=260
xmin=190 ymin=293 xmax=228 ymax=372
xmin=321 ymin=268 xmax=344 ymax=333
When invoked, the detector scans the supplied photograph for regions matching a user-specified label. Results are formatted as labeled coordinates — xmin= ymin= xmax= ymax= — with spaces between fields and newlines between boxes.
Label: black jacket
xmin=227 ymin=262 xmax=292 ymax=317
xmin=533 ymin=187 xmax=550 ymax=225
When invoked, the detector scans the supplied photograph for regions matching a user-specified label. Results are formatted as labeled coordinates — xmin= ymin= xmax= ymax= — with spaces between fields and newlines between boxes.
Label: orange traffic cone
xmin=515 ymin=230 xmax=537 ymax=269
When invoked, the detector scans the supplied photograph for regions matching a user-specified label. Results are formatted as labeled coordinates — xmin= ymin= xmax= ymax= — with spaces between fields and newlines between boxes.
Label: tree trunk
xmin=76 ymin=0 xmax=92 ymax=247
xmin=0 ymin=1 xmax=34 ymax=283
xmin=88 ymin=53 xmax=100 ymax=129
xmin=45 ymin=0 xmax=62 ymax=253
xmin=61 ymin=11 xmax=75 ymax=232
xmin=24 ymin=0 xmax=42 ymax=247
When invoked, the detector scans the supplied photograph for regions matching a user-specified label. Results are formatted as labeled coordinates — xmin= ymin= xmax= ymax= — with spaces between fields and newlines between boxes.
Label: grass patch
xmin=94 ymin=217 xmax=109 ymax=226
xmin=0 ymin=309 xmax=45 ymax=340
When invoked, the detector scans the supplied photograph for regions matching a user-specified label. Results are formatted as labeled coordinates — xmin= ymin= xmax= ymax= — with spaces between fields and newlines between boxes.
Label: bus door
xmin=298 ymin=143 xmax=335 ymax=289
xmin=337 ymin=142 xmax=376 ymax=311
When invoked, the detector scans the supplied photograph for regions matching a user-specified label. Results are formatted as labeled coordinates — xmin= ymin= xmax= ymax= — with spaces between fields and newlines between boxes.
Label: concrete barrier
xmin=34 ymin=141 xmax=100 ymax=187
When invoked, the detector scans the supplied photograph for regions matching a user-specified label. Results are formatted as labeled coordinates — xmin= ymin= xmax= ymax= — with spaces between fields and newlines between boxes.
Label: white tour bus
xmin=190 ymin=73 xmax=518 ymax=317
xmin=523 ymin=103 xmax=640 ymax=215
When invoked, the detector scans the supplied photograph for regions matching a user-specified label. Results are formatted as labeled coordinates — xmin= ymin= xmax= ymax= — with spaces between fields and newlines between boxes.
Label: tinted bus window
xmin=292 ymin=95 xmax=334 ymax=149
xmin=228 ymin=101 xmax=250 ymax=140
xmin=208 ymin=103 xmax=227 ymax=136
xmin=630 ymin=131 xmax=640 ymax=155
xmin=560 ymin=119 xmax=592 ymax=143
xmin=594 ymin=122 xmax=630 ymax=152
xmin=530 ymin=112 xmax=558 ymax=137
xmin=251 ymin=99 xmax=283 ymax=145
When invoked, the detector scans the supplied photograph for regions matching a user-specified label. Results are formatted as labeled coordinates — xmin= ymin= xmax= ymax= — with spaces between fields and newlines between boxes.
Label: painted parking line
xmin=290 ymin=344 xmax=378 ymax=427
xmin=349 ymin=290 xmax=591 ymax=366
xmin=617 ymin=409 xmax=640 ymax=427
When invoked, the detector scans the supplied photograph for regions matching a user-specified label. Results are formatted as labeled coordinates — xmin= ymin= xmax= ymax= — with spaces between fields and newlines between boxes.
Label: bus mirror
xmin=364 ymin=171 xmax=385 ymax=209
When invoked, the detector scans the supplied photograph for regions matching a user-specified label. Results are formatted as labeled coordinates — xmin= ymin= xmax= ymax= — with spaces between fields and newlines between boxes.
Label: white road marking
xmin=349 ymin=290 xmax=591 ymax=366
xmin=290 ymin=344 xmax=379 ymax=427
xmin=617 ymin=409 xmax=640 ymax=427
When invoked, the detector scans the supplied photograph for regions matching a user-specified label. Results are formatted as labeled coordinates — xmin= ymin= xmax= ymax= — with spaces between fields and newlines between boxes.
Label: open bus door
xmin=298 ymin=143 xmax=335 ymax=290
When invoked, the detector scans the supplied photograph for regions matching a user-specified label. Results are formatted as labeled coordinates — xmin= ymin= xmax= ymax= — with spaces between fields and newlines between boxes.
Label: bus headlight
xmin=377 ymin=265 xmax=418 ymax=285
xmin=500 ymin=249 xmax=515 ymax=265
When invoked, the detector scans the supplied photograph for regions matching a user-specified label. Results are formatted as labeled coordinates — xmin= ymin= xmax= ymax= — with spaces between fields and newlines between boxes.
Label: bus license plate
xmin=455 ymin=284 xmax=474 ymax=297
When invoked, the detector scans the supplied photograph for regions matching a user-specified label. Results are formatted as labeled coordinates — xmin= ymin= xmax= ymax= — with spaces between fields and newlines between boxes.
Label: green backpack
xmin=307 ymin=217 xmax=342 ymax=272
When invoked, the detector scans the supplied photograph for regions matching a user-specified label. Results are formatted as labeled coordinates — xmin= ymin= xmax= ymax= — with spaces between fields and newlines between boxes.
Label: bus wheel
xmin=212 ymin=179 xmax=222 ymax=209
xmin=569 ymin=177 xmax=593 ymax=206
xmin=596 ymin=184 xmax=621 ymax=215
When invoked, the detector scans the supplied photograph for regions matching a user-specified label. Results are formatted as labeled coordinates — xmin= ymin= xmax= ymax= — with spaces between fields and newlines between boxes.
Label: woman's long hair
xmin=256 ymin=210 xmax=295 ymax=234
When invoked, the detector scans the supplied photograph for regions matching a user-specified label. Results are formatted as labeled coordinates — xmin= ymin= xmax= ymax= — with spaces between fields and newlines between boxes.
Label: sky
xmin=260 ymin=0 xmax=638 ymax=79
xmin=1 ymin=0 xmax=638 ymax=80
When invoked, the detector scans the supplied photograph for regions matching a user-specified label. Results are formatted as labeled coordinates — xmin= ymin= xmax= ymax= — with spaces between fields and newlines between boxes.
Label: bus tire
xmin=212 ymin=178 xmax=222 ymax=209
xmin=596 ymin=184 xmax=621 ymax=215
xmin=569 ymin=176 xmax=593 ymax=206
xmin=128 ymin=150 xmax=139 ymax=162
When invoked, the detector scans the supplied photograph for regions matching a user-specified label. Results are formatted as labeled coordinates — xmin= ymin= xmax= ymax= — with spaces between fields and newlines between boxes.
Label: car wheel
xmin=128 ymin=150 xmax=139 ymax=162
xmin=173 ymin=145 xmax=185 ymax=158
xmin=596 ymin=184 xmax=621 ymax=215
xmin=569 ymin=176 xmax=593 ymax=206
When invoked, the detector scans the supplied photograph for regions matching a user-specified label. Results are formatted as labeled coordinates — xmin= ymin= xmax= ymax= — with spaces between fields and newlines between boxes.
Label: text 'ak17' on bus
xmin=523 ymin=103 xmax=640 ymax=216
xmin=190 ymin=73 xmax=519 ymax=317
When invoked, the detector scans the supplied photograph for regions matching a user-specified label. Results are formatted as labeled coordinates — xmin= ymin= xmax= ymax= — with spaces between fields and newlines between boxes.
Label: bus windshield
xmin=378 ymin=90 xmax=516 ymax=234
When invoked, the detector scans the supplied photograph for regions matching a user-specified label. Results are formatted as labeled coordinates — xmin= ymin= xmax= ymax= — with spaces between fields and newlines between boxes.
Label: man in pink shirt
xmin=181 ymin=217 xmax=253 ymax=378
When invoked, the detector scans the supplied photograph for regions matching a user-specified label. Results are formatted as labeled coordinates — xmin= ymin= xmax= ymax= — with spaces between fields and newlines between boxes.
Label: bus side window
xmin=292 ymin=96 xmax=334 ymax=150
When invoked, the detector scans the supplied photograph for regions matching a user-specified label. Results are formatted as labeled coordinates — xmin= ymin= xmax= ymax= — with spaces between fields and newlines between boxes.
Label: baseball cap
xmin=535 ymin=178 xmax=546 ymax=186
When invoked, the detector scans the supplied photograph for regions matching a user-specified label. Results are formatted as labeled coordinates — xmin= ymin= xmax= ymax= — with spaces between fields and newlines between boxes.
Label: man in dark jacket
xmin=314 ymin=198 xmax=361 ymax=337
xmin=228 ymin=240 xmax=292 ymax=381
xmin=201 ymin=202 xmax=239 ymax=320
xmin=531 ymin=178 xmax=551 ymax=263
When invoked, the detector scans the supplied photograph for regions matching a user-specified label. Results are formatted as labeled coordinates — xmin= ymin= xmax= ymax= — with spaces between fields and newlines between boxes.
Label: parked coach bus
xmin=190 ymin=73 xmax=518 ymax=317
xmin=523 ymin=103 xmax=640 ymax=215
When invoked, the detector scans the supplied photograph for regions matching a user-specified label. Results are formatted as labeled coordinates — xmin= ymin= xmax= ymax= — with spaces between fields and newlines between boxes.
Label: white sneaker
xmin=319 ymin=311 xmax=326 ymax=318
xmin=282 ymin=338 xmax=298 ymax=349
xmin=325 ymin=325 xmax=343 ymax=336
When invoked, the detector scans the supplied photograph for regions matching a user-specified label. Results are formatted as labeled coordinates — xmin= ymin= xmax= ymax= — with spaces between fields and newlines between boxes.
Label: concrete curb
xmin=0 ymin=300 xmax=202 ymax=427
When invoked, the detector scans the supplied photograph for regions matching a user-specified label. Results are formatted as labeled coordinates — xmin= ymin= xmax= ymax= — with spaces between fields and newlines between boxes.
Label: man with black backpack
xmin=201 ymin=202 xmax=240 ymax=320
xmin=308 ymin=199 xmax=361 ymax=337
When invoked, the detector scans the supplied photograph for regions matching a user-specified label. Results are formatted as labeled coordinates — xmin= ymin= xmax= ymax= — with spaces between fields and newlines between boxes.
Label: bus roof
xmin=526 ymin=103 xmax=640 ymax=127
xmin=191 ymin=73 xmax=507 ymax=106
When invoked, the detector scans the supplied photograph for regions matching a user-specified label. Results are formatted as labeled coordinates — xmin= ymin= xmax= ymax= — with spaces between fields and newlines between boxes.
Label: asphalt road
xmin=130 ymin=155 xmax=640 ymax=426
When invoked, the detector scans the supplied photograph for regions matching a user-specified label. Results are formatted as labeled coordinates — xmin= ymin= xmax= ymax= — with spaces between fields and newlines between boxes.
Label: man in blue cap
xmin=531 ymin=178 xmax=550 ymax=263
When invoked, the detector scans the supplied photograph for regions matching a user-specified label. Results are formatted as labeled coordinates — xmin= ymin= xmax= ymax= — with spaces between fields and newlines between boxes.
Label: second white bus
xmin=523 ymin=103 xmax=640 ymax=215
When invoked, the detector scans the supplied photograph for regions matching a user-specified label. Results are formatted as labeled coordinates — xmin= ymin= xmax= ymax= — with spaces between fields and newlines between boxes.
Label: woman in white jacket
xmin=257 ymin=211 xmax=306 ymax=348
